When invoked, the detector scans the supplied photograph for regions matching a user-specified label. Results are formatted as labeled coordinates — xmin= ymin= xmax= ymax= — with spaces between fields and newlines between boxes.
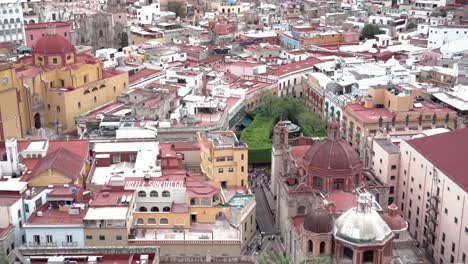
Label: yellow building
xmin=7 ymin=29 xmax=128 ymax=136
xmin=342 ymin=85 xmax=458 ymax=152
xmin=197 ymin=131 xmax=248 ymax=189
xmin=0 ymin=63 xmax=22 ymax=140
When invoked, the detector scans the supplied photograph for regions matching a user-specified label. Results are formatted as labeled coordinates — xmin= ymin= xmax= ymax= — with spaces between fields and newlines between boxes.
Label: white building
xmin=0 ymin=1 xmax=25 ymax=44
xmin=137 ymin=3 xmax=161 ymax=25
xmin=428 ymin=25 xmax=468 ymax=49
xmin=397 ymin=129 xmax=468 ymax=264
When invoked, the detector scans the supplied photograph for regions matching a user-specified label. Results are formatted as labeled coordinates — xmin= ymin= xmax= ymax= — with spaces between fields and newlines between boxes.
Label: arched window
xmin=320 ymin=241 xmax=326 ymax=254
xmin=139 ymin=206 xmax=147 ymax=212
xmin=9 ymin=19 xmax=14 ymax=24
xmin=308 ymin=240 xmax=313 ymax=252
xmin=83 ymin=90 xmax=90 ymax=95
xmin=297 ymin=206 xmax=306 ymax=215
xmin=4 ymin=19 xmax=9 ymax=24
xmin=148 ymin=218 xmax=156 ymax=224
xmin=16 ymin=18 xmax=20 ymax=23
xmin=163 ymin=206 xmax=170 ymax=212
xmin=151 ymin=206 xmax=159 ymax=212
xmin=162 ymin=190 xmax=170 ymax=197
xmin=91 ymin=87 xmax=98 ymax=92
xmin=314 ymin=177 xmax=323 ymax=189
xmin=150 ymin=191 xmax=158 ymax=197
xmin=160 ymin=218 xmax=169 ymax=225
xmin=136 ymin=218 xmax=144 ymax=225
xmin=137 ymin=190 xmax=146 ymax=197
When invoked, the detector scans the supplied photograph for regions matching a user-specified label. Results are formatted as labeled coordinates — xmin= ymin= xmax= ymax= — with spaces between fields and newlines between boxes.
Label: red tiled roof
xmin=407 ymin=128 xmax=468 ymax=192
xmin=27 ymin=203 xmax=87 ymax=225
xmin=129 ymin=68 xmax=161 ymax=84
xmin=289 ymin=145 xmax=310 ymax=160
xmin=91 ymin=190 xmax=134 ymax=207
xmin=324 ymin=191 xmax=357 ymax=213
xmin=22 ymin=147 xmax=85 ymax=182
xmin=264 ymin=57 xmax=322 ymax=77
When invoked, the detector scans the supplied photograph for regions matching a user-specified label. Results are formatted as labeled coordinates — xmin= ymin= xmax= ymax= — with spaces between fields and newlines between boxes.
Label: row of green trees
xmin=240 ymin=95 xmax=326 ymax=164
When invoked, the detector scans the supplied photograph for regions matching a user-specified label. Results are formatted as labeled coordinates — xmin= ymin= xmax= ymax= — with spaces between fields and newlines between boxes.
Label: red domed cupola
xmin=302 ymin=120 xmax=362 ymax=193
xmin=32 ymin=26 xmax=76 ymax=67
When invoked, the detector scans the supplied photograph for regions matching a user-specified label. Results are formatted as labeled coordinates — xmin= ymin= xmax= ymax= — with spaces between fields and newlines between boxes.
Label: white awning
xmin=84 ymin=207 xmax=128 ymax=221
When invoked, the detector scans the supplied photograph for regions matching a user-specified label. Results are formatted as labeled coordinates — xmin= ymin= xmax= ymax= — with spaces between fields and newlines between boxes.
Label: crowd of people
xmin=248 ymin=167 xmax=271 ymax=192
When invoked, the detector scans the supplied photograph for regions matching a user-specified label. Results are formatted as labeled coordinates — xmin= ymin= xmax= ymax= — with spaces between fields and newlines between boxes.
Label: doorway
xmin=191 ymin=214 xmax=197 ymax=223
xmin=363 ymin=250 xmax=374 ymax=263
xmin=343 ymin=247 xmax=353 ymax=260
xmin=34 ymin=113 xmax=41 ymax=129
xmin=221 ymin=181 xmax=227 ymax=188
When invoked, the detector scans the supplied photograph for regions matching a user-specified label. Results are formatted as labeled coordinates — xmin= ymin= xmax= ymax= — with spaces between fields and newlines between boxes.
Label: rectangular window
xmin=33 ymin=235 xmax=40 ymax=244
xmin=52 ymin=58 xmax=58 ymax=64
xmin=84 ymin=75 xmax=88 ymax=83
xmin=390 ymin=176 xmax=396 ymax=180
xmin=391 ymin=165 xmax=397 ymax=170
xmin=216 ymin=157 xmax=226 ymax=162
xmin=129 ymin=154 xmax=136 ymax=163
xmin=113 ymin=154 xmax=121 ymax=163
xmin=25 ymin=204 xmax=29 ymax=213
xmin=46 ymin=235 xmax=53 ymax=243
xmin=228 ymin=168 xmax=234 ymax=172
xmin=441 ymin=245 xmax=445 ymax=254
xmin=30 ymin=34 xmax=33 ymax=40
xmin=78 ymin=102 xmax=81 ymax=109
xmin=116 ymin=235 xmax=122 ymax=240
xmin=64 ymin=32 xmax=67 ymax=37
xmin=66 ymin=235 xmax=73 ymax=243
xmin=227 ymin=156 xmax=234 ymax=161
xmin=455 ymin=217 xmax=458 ymax=224
xmin=99 ymin=235 xmax=105 ymax=241
xmin=35 ymin=198 xmax=42 ymax=208
xmin=86 ymin=235 xmax=93 ymax=240
xmin=218 ymin=168 xmax=223 ymax=173
xmin=47 ymin=104 xmax=51 ymax=111
xmin=452 ymin=242 xmax=455 ymax=252
xmin=56 ymin=106 xmax=61 ymax=113
xmin=241 ymin=166 xmax=244 ymax=172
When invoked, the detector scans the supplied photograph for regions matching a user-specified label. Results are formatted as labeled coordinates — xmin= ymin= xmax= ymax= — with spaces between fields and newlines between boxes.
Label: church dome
xmin=304 ymin=208 xmax=334 ymax=233
xmin=33 ymin=32 xmax=75 ymax=55
xmin=382 ymin=203 xmax=408 ymax=231
xmin=303 ymin=121 xmax=360 ymax=171
xmin=334 ymin=193 xmax=393 ymax=244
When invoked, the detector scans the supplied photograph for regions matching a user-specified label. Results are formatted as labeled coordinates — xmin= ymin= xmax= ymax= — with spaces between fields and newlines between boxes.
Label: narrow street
xmin=242 ymin=167 xmax=284 ymax=257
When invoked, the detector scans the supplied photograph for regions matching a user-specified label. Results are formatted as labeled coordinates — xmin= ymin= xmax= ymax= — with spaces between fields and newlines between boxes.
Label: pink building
xmin=398 ymin=128 xmax=468 ymax=264
xmin=369 ymin=137 xmax=401 ymax=208
xmin=24 ymin=22 xmax=72 ymax=49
